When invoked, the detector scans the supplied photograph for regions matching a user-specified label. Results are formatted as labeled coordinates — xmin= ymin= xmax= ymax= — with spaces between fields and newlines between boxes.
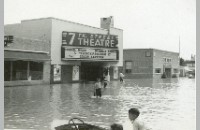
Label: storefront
xmin=4 ymin=50 xmax=50 ymax=86
xmin=4 ymin=35 xmax=51 ymax=86
xmin=54 ymin=31 xmax=119 ymax=82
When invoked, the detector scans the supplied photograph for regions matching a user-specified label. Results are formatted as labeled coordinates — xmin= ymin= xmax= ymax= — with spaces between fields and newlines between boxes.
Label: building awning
xmin=4 ymin=50 xmax=50 ymax=61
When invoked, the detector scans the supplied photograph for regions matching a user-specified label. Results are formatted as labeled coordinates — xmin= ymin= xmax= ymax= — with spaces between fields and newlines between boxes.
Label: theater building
xmin=123 ymin=48 xmax=179 ymax=79
xmin=4 ymin=17 xmax=123 ymax=85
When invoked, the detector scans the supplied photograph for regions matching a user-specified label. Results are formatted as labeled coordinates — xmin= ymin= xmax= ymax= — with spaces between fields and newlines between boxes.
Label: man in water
xmin=119 ymin=73 xmax=124 ymax=83
xmin=123 ymin=108 xmax=146 ymax=130
xmin=94 ymin=78 xmax=102 ymax=98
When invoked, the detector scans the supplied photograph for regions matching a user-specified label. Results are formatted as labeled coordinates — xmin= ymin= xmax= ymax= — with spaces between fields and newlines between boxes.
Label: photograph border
xmin=1 ymin=0 xmax=4 ymax=129
xmin=1 ymin=0 xmax=198 ymax=130
xmin=196 ymin=0 xmax=199 ymax=130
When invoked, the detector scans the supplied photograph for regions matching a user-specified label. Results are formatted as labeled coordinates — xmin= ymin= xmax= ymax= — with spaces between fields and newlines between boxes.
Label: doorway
xmin=81 ymin=62 xmax=104 ymax=81
xmin=165 ymin=68 xmax=171 ymax=78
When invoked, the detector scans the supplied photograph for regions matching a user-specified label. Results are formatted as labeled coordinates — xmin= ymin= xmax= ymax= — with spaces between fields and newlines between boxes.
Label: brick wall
xmin=5 ymin=37 xmax=50 ymax=52
xmin=4 ymin=18 xmax=52 ymax=53
xmin=123 ymin=49 xmax=153 ymax=79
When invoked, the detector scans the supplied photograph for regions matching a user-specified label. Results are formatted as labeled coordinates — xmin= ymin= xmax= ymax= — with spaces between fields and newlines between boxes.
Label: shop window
xmin=30 ymin=61 xmax=43 ymax=80
xmin=13 ymin=61 xmax=28 ymax=80
xmin=145 ymin=51 xmax=151 ymax=57
xmin=4 ymin=61 xmax=11 ymax=81
xmin=155 ymin=68 xmax=161 ymax=73
xmin=125 ymin=61 xmax=132 ymax=73
xmin=173 ymin=69 xmax=179 ymax=73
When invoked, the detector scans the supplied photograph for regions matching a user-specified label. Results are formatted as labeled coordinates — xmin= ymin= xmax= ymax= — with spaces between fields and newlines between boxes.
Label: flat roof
xmin=123 ymin=48 xmax=179 ymax=54
xmin=20 ymin=17 xmax=123 ymax=31
xmin=4 ymin=50 xmax=50 ymax=61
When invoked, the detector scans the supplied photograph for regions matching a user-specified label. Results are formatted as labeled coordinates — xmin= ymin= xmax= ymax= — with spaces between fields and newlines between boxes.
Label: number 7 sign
xmin=62 ymin=32 xmax=76 ymax=45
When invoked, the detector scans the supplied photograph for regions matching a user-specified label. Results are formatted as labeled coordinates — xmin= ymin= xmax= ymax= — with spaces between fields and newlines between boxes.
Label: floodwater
xmin=4 ymin=78 xmax=196 ymax=130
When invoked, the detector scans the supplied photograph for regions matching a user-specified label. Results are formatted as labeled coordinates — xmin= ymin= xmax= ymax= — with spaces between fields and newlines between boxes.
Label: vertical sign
xmin=54 ymin=65 xmax=61 ymax=82
xmin=113 ymin=67 xmax=118 ymax=79
xmin=72 ymin=65 xmax=79 ymax=81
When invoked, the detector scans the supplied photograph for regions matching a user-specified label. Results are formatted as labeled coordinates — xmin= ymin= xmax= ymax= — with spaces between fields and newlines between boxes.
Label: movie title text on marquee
xmin=63 ymin=48 xmax=118 ymax=60
xmin=62 ymin=31 xmax=118 ymax=48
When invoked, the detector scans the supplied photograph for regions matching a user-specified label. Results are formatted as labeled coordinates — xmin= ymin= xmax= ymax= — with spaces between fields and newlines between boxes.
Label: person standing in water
xmin=94 ymin=78 xmax=102 ymax=98
xmin=119 ymin=73 xmax=125 ymax=83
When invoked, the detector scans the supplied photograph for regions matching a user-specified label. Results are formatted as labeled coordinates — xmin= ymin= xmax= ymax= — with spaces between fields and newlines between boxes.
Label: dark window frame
xmin=155 ymin=68 xmax=161 ymax=73
xmin=125 ymin=61 xmax=132 ymax=74
xmin=173 ymin=68 xmax=179 ymax=73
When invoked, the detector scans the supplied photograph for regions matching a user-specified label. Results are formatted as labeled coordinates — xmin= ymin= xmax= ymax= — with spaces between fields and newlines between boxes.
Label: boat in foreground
xmin=55 ymin=118 xmax=107 ymax=130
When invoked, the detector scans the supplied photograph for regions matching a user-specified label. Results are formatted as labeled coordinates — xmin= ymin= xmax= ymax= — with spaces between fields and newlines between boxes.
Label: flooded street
xmin=4 ymin=78 xmax=196 ymax=130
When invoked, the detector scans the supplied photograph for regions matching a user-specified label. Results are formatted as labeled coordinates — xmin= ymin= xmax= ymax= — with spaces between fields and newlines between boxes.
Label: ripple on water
xmin=4 ymin=78 xmax=195 ymax=130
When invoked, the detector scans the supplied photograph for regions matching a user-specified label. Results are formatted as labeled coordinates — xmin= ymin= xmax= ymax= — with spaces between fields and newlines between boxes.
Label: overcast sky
xmin=4 ymin=0 xmax=196 ymax=60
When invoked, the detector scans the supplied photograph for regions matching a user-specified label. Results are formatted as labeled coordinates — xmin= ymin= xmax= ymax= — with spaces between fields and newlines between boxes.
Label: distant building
xmin=179 ymin=55 xmax=195 ymax=77
xmin=184 ymin=56 xmax=195 ymax=77
xmin=123 ymin=48 xmax=179 ymax=79
xmin=184 ymin=60 xmax=195 ymax=69
xmin=4 ymin=17 xmax=123 ymax=86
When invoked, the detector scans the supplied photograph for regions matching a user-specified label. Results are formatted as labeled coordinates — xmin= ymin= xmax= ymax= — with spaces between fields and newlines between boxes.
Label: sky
xmin=4 ymin=0 xmax=196 ymax=60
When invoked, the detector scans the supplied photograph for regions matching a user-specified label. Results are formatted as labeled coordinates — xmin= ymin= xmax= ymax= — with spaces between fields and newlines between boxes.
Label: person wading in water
xmin=94 ymin=78 xmax=102 ymax=98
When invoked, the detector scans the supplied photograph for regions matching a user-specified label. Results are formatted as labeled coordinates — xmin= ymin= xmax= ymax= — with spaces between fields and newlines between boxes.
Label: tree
xmin=180 ymin=57 xmax=185 ymax=66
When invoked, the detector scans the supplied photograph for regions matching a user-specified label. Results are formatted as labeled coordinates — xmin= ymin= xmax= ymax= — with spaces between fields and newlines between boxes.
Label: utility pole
xmin=179 ymin=36 xmax=181 ymax=77
xmin=179 ymin=36 xmax=180 ymax=59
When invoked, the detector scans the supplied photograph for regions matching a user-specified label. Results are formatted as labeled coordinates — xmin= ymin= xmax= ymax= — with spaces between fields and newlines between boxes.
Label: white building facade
xmin=5 ymin=17 xmax=123 ymax=84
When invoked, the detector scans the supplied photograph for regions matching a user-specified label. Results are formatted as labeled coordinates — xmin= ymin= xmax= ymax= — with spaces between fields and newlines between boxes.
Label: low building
xmin=4 ymin=36 xmax=51 ymax=86
xmin=4 ymin=17 xmax=123 ymax=85
xmin=123 ymin=48 xmax=179 ymax=79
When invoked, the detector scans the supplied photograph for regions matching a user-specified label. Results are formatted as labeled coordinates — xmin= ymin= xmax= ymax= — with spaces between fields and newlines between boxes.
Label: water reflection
xmin=4 ymin=78 xmax=196 ymax=130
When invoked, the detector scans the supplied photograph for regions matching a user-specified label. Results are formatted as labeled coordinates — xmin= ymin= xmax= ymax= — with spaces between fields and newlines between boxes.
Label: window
xmin=125 ymin=61 xmax=132 ymax=73
xmin=145 ymin=51 xmax=151 ymax=57
xmin=155 ymin=68 xmax=161 ymax=73
xmin=165 ymin=58 xmax=167 ymax=62
xmin=163 ymin=57 xmax=172 ymax=63
xmin=173 ymin=69 xmax=179 ymax=73
xmin=30 ymin=61 xmax=43 ymax=80
xmin=13 ymin=61 xmax=28 ymax=80
xmin=167 ymin=58 xmax=172 ymax=62
xmin=4 ymin=61 xmax=11 ymax=81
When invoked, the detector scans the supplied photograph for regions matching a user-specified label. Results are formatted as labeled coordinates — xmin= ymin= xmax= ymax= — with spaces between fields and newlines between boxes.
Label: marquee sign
xmin=62 ymin=31 xmax=118 ymax=48
xmin=62 ymin=47 xmax=118 ymax=61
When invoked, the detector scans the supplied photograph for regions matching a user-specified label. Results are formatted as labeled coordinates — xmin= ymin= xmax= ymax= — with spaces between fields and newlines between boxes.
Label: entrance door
xmin=165 ymin=68 xmax=171 ymax=78
xmin=81 ymin=62 xmax=103 ymax=81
